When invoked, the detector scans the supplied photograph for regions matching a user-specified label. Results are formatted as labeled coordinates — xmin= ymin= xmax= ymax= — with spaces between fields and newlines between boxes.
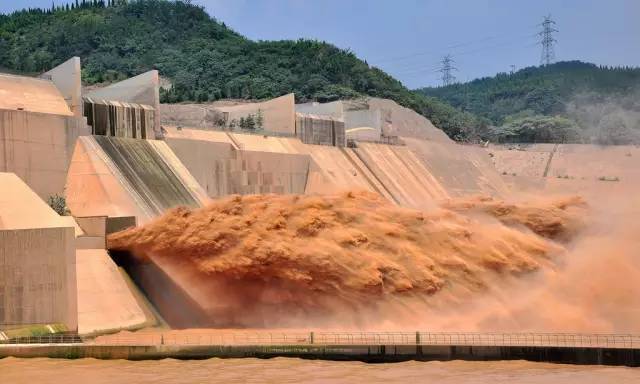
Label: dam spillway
xmin=94 ymin=136 xmax=201 ymax=214
xmin=2 ymin=57 xmax=639 ymax=372
xmin=65 ymin=135 xmax=209 ymax=223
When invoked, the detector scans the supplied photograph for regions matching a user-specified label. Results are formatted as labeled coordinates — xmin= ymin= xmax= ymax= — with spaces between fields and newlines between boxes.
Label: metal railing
xmin=175 ymin=126 xmax=296 ymax=139
xmin=2 ymin=332 xmax=638 ymax=349
xmin=88 ymin=332 xmax=640 ymax=349
xmin=89 ymin=332 xmax=312 ymax=347
xmin=416 ymin=332 xmax=639 ymax=348
xmin=0 ymin=334 xmax=83 ymax=345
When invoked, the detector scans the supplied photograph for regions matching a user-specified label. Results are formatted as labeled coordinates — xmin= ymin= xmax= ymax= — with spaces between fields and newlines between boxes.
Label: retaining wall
xmin=0 ymin=344 xmax=637 ymax=366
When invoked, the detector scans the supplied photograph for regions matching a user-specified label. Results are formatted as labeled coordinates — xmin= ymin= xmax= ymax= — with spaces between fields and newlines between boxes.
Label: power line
xmin=387 ymin=32 xmax=538 ymax=76
xmin=539 ymin=14 xmax=558 ymax=65
xmin=384 ymin=61 xmax=442 ymax=75
xmin=395 ymin=36 xmax=537 ymax=77
xmin=400 ymin=68 xmax=442 ymax=78
xmin=454 ymin=33 xmax=538 ymax=57
xmin=392 ymin=63 xmax=441 ymax=76
xmin=370 ymin=36 xmax=496 ymax=65
xmin=372 ymin=17 xmax=553 ymax=87
xmin=400 ymin=35 xmax=541 ymax=88
xmin=368 ymin=28 xmax=538 ymax=65
xmin=438 ymin=54 xmax=457 ymax=86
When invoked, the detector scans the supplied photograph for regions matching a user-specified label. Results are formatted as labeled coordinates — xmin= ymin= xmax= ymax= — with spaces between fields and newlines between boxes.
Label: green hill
xmin=0 ymin=0 xmax=479 ymax=141
xmin=416 ymin=61 xmax=640 ymax=144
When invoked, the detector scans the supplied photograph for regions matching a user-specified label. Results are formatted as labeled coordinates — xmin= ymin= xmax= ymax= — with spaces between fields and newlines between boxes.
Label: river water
xmin=1 ymin=357 xmax=638 ymax=383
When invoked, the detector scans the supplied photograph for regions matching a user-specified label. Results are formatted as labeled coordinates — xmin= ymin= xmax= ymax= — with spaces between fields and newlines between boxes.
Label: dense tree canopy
xmin=0 ymin=0 xmax=479 ymax=141
xmin=489 ymin=115 xmax=581 ymax=143
xmin=3 ymin=2 xmax=637 ymax=144
xmin=416 ymin=61 xmax=640 ymax=143
xmin=416 ymin=61 xmax=640 ymax=125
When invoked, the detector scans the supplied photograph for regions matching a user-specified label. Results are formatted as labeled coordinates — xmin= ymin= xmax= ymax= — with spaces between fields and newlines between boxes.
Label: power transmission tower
xmin=439 ymin=54 xmax=457 ymax=86
xmin=539 ymin=14 xmax=558 ymax=66
xmin=510 ymin=64 xmax=516 ymax=75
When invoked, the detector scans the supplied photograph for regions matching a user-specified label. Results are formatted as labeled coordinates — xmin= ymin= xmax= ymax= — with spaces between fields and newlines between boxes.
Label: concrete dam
xmin=1 ymin=57 xmax=639 ymax=367
xmin=93 ymin=136 xmax=202 ymax=214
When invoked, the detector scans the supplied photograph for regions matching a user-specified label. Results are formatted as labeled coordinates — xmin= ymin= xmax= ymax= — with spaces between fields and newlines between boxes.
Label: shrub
xmin=47 ymin=194 xmax=69 ymax=216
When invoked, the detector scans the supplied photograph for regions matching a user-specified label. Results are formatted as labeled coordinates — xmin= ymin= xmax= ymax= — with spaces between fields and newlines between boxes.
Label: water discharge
xmin=105 ymin=190 xmax=637 ymax=331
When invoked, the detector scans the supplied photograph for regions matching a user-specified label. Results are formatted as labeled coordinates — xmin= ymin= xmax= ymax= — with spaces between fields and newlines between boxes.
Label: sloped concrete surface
xmin=164 ymin=127 xmax=507 ymax=206
xmin=0 ymin=74 xmax=73 ymax=116
xmin=76 ymin=249 xmax=148 ymax=335
xmin=404 ymin=138 xmax=508 ymax=197
xmin=41 ymin=57 xmax=82 ymax=118
xmin=353 ymin=142 xmax=449 ymax=207
xmin=93 ymin=136 xmax=202 ymax=215
xmin=66 ymin=136 xmax=151 ymax=220
xmin=66 ymin=136 xmax=206 ymax=224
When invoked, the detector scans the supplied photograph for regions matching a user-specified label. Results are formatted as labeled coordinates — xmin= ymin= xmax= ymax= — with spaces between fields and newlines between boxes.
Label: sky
xmin=2 ymin=0 xmax=639 ymax=88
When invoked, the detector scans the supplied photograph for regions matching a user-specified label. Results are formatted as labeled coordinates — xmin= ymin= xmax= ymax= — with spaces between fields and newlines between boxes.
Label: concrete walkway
xmin=1 ymin=332 xmax=638 ymax=366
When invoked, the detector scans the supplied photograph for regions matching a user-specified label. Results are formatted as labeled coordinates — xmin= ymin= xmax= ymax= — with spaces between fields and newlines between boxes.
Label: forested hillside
xmin=4 ymin=1 xmax=637 ymax=144
xmin=0 ymin=0 xmax=480 ymax=141
xmin=416 ymin=61 xmax=640 ymax=144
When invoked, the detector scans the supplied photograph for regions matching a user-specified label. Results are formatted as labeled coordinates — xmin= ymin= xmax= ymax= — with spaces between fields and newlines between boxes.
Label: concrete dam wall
xmin=163 ymin=127 xmax=507 ymax=211
xmin=93 ymin=136 xmax=201 ymax=214
xmin=66 ymin=136 xmax=208 ymax=224
xmin=90 ymin=128 xmax=510 ymax=331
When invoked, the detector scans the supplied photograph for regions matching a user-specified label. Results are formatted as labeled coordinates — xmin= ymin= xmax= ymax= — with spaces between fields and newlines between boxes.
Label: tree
xmin=255 ymin=109 xmax=264 ymax=130
xmin=491 ymin=115 xmax=582 ymax=143
xmin=47 ymin=194 xmax=69 ymax=216
xmin=245 ymin=114 xmax=255 ymax=130
xmin=417 ymin=61 xmax=640 ymax=129
xmin=0 ymin=0 xmax=502 ymax=142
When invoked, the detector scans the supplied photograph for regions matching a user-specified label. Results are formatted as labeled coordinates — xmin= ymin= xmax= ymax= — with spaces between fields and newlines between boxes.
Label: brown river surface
xmin=1 ymin=357 xmax=639 ymax=383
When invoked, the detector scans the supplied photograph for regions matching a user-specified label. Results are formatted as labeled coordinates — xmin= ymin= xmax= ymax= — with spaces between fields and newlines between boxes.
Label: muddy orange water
xmin=108 ymin=191 xmax=594 ymax=330
xmin=2 ymin=357 xmax=638 ymax=383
